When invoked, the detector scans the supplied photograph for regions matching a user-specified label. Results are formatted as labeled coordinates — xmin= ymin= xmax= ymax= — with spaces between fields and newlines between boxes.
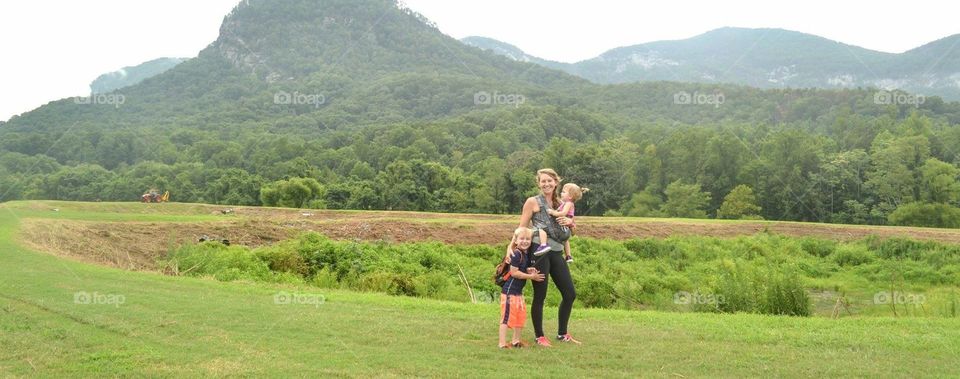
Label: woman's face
xmin=538 ymin=174 xmax=557 ymax=195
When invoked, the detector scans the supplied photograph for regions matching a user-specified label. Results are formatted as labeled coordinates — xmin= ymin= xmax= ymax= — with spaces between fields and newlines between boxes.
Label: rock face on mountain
xmin=463 ymin=28 xmax=960 ymax=100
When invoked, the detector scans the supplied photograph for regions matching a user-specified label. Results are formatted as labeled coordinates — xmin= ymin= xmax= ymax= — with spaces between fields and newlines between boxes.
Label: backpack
xmin=494 ymin=250 xmax=522 ymax=286
xmin=494 ymin=258 xmax=511 ymax=286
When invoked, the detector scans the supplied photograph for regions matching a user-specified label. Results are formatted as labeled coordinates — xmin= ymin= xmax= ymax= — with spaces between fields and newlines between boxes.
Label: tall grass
xmin=164 ymin=232 xmax=960 ymax=317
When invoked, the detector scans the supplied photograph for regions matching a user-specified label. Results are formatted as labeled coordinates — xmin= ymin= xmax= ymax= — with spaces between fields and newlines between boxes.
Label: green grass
xmin=2 ymin=201 xmax=960 ymax=377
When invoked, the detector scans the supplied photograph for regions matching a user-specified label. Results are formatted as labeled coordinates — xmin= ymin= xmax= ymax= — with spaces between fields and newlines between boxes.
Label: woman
xmin=517 ymin=168 xmax=580 ymax=346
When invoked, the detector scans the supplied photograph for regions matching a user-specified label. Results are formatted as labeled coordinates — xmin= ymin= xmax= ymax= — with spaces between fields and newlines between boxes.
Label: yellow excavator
xmin=141 ymin=189 xmax=170 ymax=203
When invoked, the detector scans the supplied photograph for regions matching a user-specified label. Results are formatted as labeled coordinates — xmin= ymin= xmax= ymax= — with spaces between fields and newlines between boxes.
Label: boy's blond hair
xmin=513 ymin=227 xmax=533 ymax=239
xmin=563 ymin=183 xmax=590 ymax=202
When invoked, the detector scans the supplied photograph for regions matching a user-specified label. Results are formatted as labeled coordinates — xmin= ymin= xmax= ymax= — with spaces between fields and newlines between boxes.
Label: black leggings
xmin=530 ymin=249 xmax=576 ymax=337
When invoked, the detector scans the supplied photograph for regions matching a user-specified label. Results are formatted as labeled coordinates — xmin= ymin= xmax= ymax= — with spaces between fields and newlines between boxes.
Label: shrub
xmin=624 ymin=238 xmax=670 ymax=259
xmin=255 ymin=245 xmax=308 ymax=276
xmin=168 ymin=242 xmax=272 ymax=282
xmin=713 ymin=260 xmax=757 ymax=313
xmin=577 ymin=273 xmax=615 ymax=308
xmin=832 ymin=245 xmax=875 ymax=266
xmin=800 ymin=238 xmax=836 ymax=258
xmin=888 ymin=202 xmax=960 ymax=228
xmin=758 ymin=270 xmax=812 ymax=316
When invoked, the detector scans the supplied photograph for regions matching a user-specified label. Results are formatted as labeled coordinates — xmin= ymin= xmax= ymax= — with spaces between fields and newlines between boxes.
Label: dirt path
xmin=16 ymin=205 xmax=960 ymax=271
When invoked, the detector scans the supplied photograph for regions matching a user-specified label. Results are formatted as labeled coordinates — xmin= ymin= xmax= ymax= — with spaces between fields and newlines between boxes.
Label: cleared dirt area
xmin=16 ymin=204 xmax=960 ymax=272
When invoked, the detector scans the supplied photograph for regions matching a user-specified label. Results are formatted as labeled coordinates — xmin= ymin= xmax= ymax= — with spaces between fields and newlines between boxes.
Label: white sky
xmin=1 ymin=0 xmax=958 ymax=121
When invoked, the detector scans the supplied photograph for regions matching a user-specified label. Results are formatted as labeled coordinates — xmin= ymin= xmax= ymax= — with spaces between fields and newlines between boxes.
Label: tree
xmin=865 ymin=134 xmax=930 ymax=208
xmin=717 ymin=185 xmax=762 ymax=219
xmin=621 ymin=187 xmax=663 ymax=217
xmin=661 ymin=181 xmax=711 ymax=218
xmin=260 ymin=177 xmax=325 ymax=208
xmin=919 ymin=158 xmax=960 ymax=204
xmin=888 ymin=202 xmax=960 ymax=228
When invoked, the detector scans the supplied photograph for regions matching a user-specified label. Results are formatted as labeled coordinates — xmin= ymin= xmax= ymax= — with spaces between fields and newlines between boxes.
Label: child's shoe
xmin=533 ymin=244 xmax=551 ymax=256
xmin=565 ymin=255 xmax=573 ymax=263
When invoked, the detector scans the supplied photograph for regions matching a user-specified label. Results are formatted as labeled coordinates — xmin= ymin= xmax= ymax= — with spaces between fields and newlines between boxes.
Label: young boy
xmin=499 ymin=227 xmax=545 ymax=349
xmin=534 ymin=183 xmax=588 ymax=263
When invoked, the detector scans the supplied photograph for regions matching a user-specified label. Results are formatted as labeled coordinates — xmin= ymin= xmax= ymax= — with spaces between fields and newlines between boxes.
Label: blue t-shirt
xmin=501 ymin=249 xmax=531 ymax=295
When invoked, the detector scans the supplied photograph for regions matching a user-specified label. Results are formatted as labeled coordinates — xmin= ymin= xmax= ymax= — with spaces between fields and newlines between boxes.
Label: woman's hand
xmin=556 ymin=216 xmax=573 ymax=226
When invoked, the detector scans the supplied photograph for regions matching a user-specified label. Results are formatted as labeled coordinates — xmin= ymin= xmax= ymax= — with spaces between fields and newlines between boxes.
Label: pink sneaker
xmin=535 ymin=336 xmax=553 ymax=347
xmin=557 ymin=334 xmax=582 ymax=344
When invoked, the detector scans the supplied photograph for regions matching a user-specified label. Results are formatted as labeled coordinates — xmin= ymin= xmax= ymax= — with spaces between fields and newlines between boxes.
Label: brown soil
xmin=19 ymin=209 xmax=960 ymax=272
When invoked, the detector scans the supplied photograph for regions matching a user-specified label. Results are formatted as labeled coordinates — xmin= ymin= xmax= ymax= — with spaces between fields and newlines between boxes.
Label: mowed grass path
xmin=1 ymin=202 xmax=959 ymax=377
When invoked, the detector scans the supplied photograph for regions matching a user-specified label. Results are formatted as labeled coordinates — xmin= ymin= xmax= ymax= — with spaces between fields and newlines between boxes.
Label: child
xmin=499 ymin=227 xmax=545 ymax=349
xmin=548 ymin=183 xmax=587 ymax=263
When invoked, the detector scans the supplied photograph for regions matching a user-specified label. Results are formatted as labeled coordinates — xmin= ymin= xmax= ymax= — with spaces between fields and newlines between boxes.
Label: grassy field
xmin=2 ymin=201 xmax=960 ymax=377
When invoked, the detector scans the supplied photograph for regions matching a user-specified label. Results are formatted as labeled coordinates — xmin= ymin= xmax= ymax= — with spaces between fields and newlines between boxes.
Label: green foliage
xmin=661 ymin=181 xmax=711 ymax=218
xmin=717 ymin=184 xmax=762 ymax=219
xmin=919 ymin=158 xmax=960 ymax=203
xmin=888 ymin=202 xmax=960 ymax=228
xmin=4 ymin=0 xmax=960 ymax=226
xmin=167 ymin=242 xmax=274 ymax=282
xmin=831 ymin=245 xmax=875 ymax=266
xmin=620 ymin=189 xmax=664 ymax=217
xmin=260 ymin=177 xmax=325 ymax=208
xmin=163 ymin=230 xmax=960 ymax=317
xmin=759 ymin=270 xmax=812 ymax=316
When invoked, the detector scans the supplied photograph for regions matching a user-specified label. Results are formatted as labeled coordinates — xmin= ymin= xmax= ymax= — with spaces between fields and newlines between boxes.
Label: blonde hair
xmin=536 ymin=168 xmax=562 ymax=206
xmin=563 ymin=183 xmax=590 ymax=202
xmin=513 ymin=227 xmax=533 ymax=239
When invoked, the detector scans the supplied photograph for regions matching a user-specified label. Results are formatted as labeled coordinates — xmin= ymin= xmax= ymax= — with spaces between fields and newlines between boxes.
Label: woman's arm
xmin=518 ymin=197 xmax=537 ymax=228
xmin=557 ymin=216 xmax=576 ymax=233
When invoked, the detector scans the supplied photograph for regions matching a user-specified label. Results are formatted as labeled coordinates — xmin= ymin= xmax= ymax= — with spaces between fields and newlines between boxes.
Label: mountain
xmin=90 ymin=57 xmax=187 ymax=94
xmin=3 ymin=0 xmax=582 ymax=135
xmin=459 ymin=36 xmax=570 ymax=71
xmin=5 ymin=0 xmax=960 ymax=222
xmin=464 ymin=28 xmax=960 ymax=100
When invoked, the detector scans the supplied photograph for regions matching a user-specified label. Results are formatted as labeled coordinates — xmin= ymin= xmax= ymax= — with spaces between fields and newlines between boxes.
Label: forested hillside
xmin=3 ymin=0 xmax=960 ymax=227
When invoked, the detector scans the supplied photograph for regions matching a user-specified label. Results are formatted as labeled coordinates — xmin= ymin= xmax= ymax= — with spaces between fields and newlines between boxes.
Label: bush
xmin=758 ymin=270 xmax=812 ymax=316
xmin=888 ymin=202 xmax=960 ymax=228
xmin=872 ymin=238 xmax=930 ymax=261
xmin=255 ymin=245 xmax=308 ymax=276
xmin=168 ymin=242 xmax=272 ymax=282
xmin=624 ymin=238 xmax=671 ymax=259
xmin=577 ymin=273 xmax=615 ymax=308
xmin=162 ymin=231 xmax=956 ymax=318
xmin=800 ymin=238 xmax=836 ymax=258
xmin=832 ymin=245 xmax=875 ymax=266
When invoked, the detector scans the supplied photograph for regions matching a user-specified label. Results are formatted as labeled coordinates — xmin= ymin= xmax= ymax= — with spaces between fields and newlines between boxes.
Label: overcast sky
xmin=1 ymin=0 xmax=958 ymax=121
